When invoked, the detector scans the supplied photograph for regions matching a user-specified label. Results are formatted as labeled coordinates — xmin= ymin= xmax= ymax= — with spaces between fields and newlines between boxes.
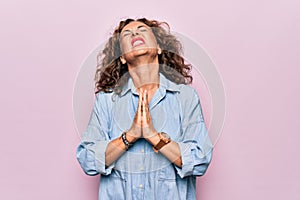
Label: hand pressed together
xmin=127 ymin=88 xmax=158 ymax=142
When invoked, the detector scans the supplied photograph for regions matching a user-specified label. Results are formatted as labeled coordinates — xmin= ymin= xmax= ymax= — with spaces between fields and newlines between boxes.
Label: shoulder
xmin=95 ymin=91 xmax=112 ymax=100
xmin=95 ymin=91 xmax=114 ymax=98
xmin=94 ymin=91 xmax=115 ymax=107
xmin=176 ymin=84 xmax=199 ymax=103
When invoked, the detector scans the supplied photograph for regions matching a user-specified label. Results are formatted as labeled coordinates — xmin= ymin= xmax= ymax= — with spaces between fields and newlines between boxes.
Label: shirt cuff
xmin=94 ymin=140 xmax=115 ymax=175
xmin=76 ymin=140 xmax=115 ymax=176
xmin=174 ymin=142 xmax=194 ymax=178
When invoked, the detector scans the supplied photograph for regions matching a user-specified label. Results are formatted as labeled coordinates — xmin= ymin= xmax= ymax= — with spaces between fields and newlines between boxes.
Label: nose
xmin=131 ymin=29 xmax=139 ymax=36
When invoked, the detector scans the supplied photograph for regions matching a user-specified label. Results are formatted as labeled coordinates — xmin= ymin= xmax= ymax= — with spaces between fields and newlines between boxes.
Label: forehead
xmin=121 ymin=21 xmax=149 ymax=32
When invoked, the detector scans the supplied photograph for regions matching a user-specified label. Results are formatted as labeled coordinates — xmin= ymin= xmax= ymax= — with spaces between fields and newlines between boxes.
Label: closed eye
xmin=121 ymin=25 xmax=149 ymax=37
xmin=138 ymin=26 xmax=148 ymax=32
xmin=122 ymin=31 xmax=130 ymax=37
xmin=139 ymin=27 xmax=147 ymax=32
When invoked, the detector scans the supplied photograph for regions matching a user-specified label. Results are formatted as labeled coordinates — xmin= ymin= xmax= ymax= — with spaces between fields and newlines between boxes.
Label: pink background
xmin=1 ymin=0 xmax=299 ymax=199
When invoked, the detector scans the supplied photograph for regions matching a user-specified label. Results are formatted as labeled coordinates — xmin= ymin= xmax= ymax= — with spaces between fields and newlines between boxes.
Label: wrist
xmin=145 ymin=132 xmax=160 ymax=146
xmin=126 ymin=131 xmax=138 ymax=143
xmin=120 ymin=132 xmax=134 ymax=150
xmin=152 ymin=132 xmax=171 ymax=153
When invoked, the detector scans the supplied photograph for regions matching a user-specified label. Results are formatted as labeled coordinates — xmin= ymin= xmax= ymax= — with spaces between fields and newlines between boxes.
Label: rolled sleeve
xmin=94 ymin=140 xmax=115 ymax=175
xmin=76 ymin=140 xmax=115 ymax=176
xmin=174 ymin=88 xmax=213 ymax=178
xmin=175 ymin=142 xmax=194 ymax=177
xmin=76 ymin=93 xmax=114 ymax=176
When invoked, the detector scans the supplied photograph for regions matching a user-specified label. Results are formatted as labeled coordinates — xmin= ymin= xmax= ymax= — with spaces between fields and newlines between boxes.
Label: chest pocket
xmin=156 ymin=164 xmax=180 ymax=200
xmin=158 ymin=164 xmax=177 ymax=181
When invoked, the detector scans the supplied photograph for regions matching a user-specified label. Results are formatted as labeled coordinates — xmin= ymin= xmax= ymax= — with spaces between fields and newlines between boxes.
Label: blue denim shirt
xmin=76 ymin=73 xmax=213 ymax=200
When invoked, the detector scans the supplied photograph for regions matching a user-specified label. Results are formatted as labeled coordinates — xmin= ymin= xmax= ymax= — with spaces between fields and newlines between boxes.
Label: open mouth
xmin=131 ymin=37 xmax=145 ymax=47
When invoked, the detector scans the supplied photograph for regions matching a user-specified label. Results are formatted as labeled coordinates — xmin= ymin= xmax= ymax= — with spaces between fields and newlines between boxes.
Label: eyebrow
xmin=122 ymin=25 xmax=147 ymax=33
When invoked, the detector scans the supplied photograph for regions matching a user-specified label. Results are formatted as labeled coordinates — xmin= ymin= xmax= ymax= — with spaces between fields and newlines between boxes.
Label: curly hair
xmin=94 ymin=18 xmax=193 ymax=94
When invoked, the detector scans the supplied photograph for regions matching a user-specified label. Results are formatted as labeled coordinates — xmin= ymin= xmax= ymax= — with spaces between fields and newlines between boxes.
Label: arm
xmin=146 ymin=135 xmax=182 ymax=167
xmin=76 ymin=93 xmax=115 ymax=176
xmin=104 ymin=133 xmax=136 ymax=166
xmin=141 ymin=89 xmax=183 ymax=167
xmin=105 ymin=88 xmax=145 ymax=166
xmin=173 ymin=88 xmax=213 ymax=178
xmin=76 ymin=90 xmax=144 ymax=174
xmin=140 ymin=88 xmax=212 ymax=174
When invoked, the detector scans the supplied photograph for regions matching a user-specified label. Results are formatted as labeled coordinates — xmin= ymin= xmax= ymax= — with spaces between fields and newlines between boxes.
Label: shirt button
xmin=141 ymin=149 xmax=144 ymax=153
xmin=139 ymin=184 xmax=143 ymax=188
xmin=140 ymin=167 xmax=144 ymax=171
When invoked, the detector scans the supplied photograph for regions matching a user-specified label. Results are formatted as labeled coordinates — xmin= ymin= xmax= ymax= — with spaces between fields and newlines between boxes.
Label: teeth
xmin=133 ymin=40 xmax=144 ymax=46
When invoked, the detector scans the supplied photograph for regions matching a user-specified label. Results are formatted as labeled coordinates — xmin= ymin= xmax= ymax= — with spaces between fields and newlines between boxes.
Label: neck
xmin=127 ymin=56 xmax=160 ymax=91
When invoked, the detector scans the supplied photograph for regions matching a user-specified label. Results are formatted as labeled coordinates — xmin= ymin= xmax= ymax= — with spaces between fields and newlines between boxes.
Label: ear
xmin=120 ymin=56 xmax=126 ymax=64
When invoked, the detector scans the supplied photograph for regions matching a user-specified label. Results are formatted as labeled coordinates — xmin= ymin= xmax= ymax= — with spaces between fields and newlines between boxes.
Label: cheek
xmin=145 ymin=34 xmax=158 ymax=47
xmin=120 ymin=40 xmax=130 ymax=53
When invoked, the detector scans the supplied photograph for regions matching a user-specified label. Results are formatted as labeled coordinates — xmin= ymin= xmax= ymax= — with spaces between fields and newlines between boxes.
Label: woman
xmin=76 ymin=18 xmax=213 ymax=200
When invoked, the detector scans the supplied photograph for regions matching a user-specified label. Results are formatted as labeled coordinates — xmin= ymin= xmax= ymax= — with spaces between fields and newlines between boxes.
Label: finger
xmin=143 ymin=90 xmax=150 ymax=116
xmin=134 ymin=88 xmax=143 ymax=125
xmin=140 ymin=88 xmax=144 ymax=115
xmin=142 ymin=91 xmax=150 ymax=126
xmin=145 ymin=89 xmax=149 ymax=106
xmin=139 ymin=88 xmax=143 ymax=105
xmin=143 ymin=89 xmax=148 ymax=108
xmin=139 ymin=88 xmax=143 ymax=113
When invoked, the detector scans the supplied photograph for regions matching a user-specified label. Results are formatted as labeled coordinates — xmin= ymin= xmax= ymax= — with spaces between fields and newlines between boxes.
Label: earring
xmin=158 ymin=47 xmax=162 ymax=55
xmin=120 ymin=57 xmax=126 ymax=64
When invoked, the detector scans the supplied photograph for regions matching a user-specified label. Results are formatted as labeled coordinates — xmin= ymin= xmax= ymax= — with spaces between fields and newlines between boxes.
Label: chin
xmin=131 ymin=48 xmax=149 ymax=56
xmin=124 ymin=48 xmax=151 ymax=58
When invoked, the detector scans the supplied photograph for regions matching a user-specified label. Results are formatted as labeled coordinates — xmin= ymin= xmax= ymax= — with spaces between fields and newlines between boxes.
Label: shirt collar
xmin=120 ymin=72 xmax=181 ymax=96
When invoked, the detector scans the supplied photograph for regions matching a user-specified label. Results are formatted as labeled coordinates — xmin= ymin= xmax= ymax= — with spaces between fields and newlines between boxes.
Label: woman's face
xmin=119 ymin=21 xmax=159 ymax=59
